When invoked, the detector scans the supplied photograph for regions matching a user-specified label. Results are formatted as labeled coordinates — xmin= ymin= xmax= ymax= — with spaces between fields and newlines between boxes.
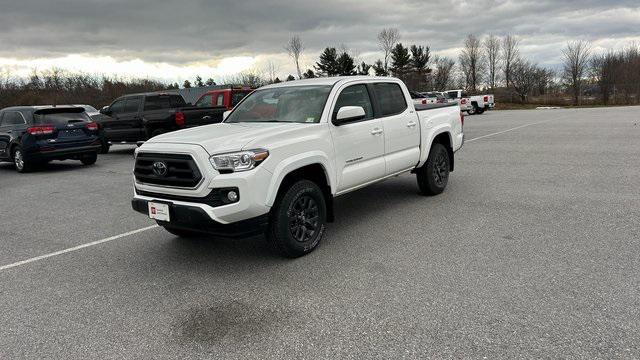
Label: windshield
xmin=225 ymin=85 xmax=331 ymax=123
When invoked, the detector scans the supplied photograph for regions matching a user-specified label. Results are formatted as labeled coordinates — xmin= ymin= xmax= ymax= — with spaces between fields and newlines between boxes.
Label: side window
xmin=124 ymin=97 xmax=141 ymax=113
xmin=333 ymin=84 xmax=374 ymax=121
xmin=3 ymin=111 xmax=26 ymax=126
xmin=144 ymin=96 xmax=170 ymax=111
xmin=373 ymin=83 xmax=408 ymax=117
xmin=170 ymin=95 xmax=186 ymax=107
xmin=215 ymin=94 xmax=225 ymax=106
xmin=195 ymin=95 xmax=212 ymax=108
xmin=110 ymin=99 xmax=126 ymax=114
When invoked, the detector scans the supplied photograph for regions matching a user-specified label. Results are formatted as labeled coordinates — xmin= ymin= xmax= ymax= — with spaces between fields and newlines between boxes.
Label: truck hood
xmin=145 ymin=122 xmax=316 ymax=155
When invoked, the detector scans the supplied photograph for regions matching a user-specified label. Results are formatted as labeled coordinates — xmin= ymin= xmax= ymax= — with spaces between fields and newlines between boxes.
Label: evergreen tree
xmin=182 ymin=80 xmax=192 ymax=88
xmin=372 ymin=59 xmax=388 ymax=76
xmin=357 ymin=62 xmax=372 ymax=75
xmin=194 ymin=75 xmax=204 ymax=87
xmin=286 ymin=74 xmax=296 ymax=81
xmin=410 ymin=45 xmax=431 ymax=89
xmin=303 ymin=69 xmax=316 ymax=78
xmin=273 ymin=77 xmax=282 ymax=83
xmin=390 ymin=43 xmax=411 ymax=81
xmin=336 ymin=52 xmax=356 ymax=76
xmin=315 ymin=47 xmax=339 ymax=76
xmin=205 ymin=78 xmax=216 ymax=86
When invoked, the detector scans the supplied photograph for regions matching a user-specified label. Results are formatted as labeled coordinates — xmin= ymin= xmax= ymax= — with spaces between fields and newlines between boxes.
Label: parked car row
xmin=0 ymin=87 xmax=255 ymax=172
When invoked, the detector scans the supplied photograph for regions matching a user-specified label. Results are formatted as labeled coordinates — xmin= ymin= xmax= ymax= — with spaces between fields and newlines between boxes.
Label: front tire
xmin=99 ymin=137 xmax=110 ymax=154
xmin=267 ymin=180 xmax=327 ymax=258
xmin=417 ymin=143 xmax=450 ymax=196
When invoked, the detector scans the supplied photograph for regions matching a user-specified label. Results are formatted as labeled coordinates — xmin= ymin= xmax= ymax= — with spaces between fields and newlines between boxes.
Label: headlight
xmin=209 ymin=149 xmax=269 ymax=173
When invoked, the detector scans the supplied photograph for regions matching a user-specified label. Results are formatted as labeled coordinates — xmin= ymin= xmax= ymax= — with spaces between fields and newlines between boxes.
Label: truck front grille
xmin=134 ymin=153 xmax=202 ymax=188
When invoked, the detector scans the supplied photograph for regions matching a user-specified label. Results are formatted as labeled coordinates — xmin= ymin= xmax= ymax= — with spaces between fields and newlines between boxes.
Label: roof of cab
xmin=259 ymin=76 xmax=401 ymax=90
xmin=1 ymin=105 xmax=83 ymax=111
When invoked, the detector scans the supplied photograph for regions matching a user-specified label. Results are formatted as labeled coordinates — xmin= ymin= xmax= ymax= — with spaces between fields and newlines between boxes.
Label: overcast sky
xmin=0 ymin=0 xmax=639 ymax=83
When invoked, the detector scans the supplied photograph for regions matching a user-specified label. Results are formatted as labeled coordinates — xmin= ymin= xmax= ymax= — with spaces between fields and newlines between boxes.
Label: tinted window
xmin=124 ymin=98 xmax=141 ymax=113
xmin=2 ymin=111 xmax=26 ymax=125
xmin=170 ymin=95 xmax=186 ymax=107
xmin=195 ymin=95 xmax=212 ymax=108
xmin=334 ymin=84 xmax=374 ymax=121
xmin=34 ymin=111 xmax=90 ymax=126
xmin=144 ymin=96 xmax=171 ymax=111
xmin=231 ymin=91 xmax=251 ymax=107
xmin=110 ymin=99 xmax=126 ymax=114
xmin=447 ymin=91 xmax=458 ymax=99
xmin=373 ymin=83 xmax=407 ymax=116
xmin=215 ymin=94 xmax=224 ymax=106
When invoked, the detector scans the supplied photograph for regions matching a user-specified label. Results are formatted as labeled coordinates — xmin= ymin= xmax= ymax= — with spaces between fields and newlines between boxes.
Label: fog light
xmin=227 ymin=190 xmax=238 ymax=202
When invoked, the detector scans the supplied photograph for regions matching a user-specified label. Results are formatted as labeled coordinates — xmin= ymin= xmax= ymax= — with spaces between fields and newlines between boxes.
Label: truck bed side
xmin=414 ymin=102 xmax=464 ymax=168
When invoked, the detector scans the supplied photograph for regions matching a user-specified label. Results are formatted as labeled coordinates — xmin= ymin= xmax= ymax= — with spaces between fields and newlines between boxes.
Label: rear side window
xmin=373 ymin=83 xmax=407 ymax=116
xmin=170 ymin=95 xmax=186 ymax=107
xmin=215 ymin=94 xmax=224 ymax=106
xmin=1 ymin=111 xmax=26 ymax=126
xmin=124 ymin=98 xmax=141 ymax=113
xmin=334 ymin=84 xmax=374 ymax=120
xmin=144 ymin=96 xmax=171 ymax=111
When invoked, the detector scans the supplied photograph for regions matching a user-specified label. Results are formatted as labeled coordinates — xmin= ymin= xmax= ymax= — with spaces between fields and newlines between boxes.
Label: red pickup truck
xmin=194 ymin=87 xmax=254 ymax=110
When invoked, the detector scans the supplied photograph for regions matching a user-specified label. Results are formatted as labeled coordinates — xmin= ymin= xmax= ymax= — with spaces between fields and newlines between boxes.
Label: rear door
xmin=373 ymin=82 xmax=421 ymax=175
xmin=329 ymin=83 xmax=386 ymax=192
xmin=32 ymin=108 xmax=97 ymax=148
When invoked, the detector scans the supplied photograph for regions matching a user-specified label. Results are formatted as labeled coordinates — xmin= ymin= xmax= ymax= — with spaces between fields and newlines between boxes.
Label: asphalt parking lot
xmin=1 ymin=107 xmax=639 ymax=359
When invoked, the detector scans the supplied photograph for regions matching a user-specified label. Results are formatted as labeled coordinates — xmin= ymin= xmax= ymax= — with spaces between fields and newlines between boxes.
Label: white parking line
xmin=0 ymin=225 xmax=158 ymax=272
xmin=465 ymin=118 xmax=556 ymax=143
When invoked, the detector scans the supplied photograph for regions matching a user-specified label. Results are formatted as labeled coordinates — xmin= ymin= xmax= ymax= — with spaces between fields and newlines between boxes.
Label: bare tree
xmin=562 ymin=40 xmax=591 ymax=105
xmin=264 ymin=60 xmax=280 ymax=84
xmin=433 ymin=56 xmax=455 ymax=90
xmin=377 ymin=28 xmax=400 ymax=72
xmin=512 ymin=60 xmax=537 ymax=103
xmin=501 ymin=35 xmax=520 ymax=88
xmin=285 ymin=35 xmax=304 ymax=79
xmin=459 ymin=34 xmax=485 ymax=92
xmin=484 ymin=35 xmax=501 ymax=90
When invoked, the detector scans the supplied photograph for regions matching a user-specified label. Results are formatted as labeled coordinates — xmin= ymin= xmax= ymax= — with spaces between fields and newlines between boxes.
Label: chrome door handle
xmin=202 ymin=116 xmax=211 ymax=120
xmin=371 ymin=128 xmax=383 ymax=135
xmin=407 ymin=121 xmax=417 ymax=128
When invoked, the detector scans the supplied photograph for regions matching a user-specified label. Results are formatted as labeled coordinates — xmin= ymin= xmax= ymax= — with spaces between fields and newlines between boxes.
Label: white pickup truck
xmin=445 ymin=89 xmax=495 ymax=115
xmin=132 ymin=76 xmax=464 ymax=257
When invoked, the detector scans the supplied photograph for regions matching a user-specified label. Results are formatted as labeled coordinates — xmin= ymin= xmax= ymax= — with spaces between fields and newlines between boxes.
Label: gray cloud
xmin=0 ymin=0 xmax=638 ymax=68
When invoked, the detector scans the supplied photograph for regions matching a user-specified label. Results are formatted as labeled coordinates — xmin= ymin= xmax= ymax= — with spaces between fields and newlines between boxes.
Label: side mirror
xmin=100 ymin=106 xmax=111 ymax=115
xmin=223 ymin=110 xmax=231 ymax=121
xmin=333 ymin=106 xmax=366 ymax=125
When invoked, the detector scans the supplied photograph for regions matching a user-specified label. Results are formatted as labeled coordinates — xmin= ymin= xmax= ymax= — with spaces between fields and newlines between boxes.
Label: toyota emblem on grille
xmin=152 ymin=161 xmax=168 ymax=176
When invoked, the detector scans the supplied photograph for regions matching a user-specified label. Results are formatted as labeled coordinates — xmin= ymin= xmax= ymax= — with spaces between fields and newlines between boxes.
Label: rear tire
xmin=99 ymin=137 xmax=110 ymax=154
xmin=161 ymin=225 xmax=202 ymax=238
xmin=475 ymin=107 xmax=485 ymax=114
xmin=467 ymin=107 xmax=476 ymax=115
xmin=417 ymin=143 xmax=450 ymax=196
xmin=12 ymin=146 xmax=32 ymax=173
xmin=81 ymin=153 xmax=98 ymax=165
xmin=267 ymin=180 xmax=327 ymax=258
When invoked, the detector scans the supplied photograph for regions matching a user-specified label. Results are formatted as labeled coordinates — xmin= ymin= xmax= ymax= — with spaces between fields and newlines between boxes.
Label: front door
xmin=329 ymin=83 xmax=386 ymax=193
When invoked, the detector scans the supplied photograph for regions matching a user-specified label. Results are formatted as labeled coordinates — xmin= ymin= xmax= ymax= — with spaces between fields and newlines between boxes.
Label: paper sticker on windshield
xmin=306 ymin=117 xmax=315 ymax=122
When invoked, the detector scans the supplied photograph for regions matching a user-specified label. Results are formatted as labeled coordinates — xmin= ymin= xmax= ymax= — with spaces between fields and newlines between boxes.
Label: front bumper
xmin=132 ymin=197 xmax=268 ymax=238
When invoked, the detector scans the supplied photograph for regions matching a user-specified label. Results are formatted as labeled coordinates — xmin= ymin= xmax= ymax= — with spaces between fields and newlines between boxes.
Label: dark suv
xmin=0 ymin=106 xmax=101 ymax=172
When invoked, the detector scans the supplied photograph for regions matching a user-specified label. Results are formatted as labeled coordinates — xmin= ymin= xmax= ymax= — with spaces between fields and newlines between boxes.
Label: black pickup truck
xmin=94 ymin=92 xmax=225 ymax=153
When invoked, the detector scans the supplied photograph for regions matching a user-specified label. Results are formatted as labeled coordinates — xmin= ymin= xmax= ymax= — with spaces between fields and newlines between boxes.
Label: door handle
xmin=370 ymin=128 xmax=383 ymax=135
xmin=407 ymin=121 xmax=417 ymax=128
xmin=202 ymin=116 xmax=211 ymax=120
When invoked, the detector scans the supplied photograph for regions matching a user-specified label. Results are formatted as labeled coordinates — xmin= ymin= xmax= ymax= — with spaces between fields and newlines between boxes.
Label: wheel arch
xmin=267 ymin=159 xmax=335 ymax=222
